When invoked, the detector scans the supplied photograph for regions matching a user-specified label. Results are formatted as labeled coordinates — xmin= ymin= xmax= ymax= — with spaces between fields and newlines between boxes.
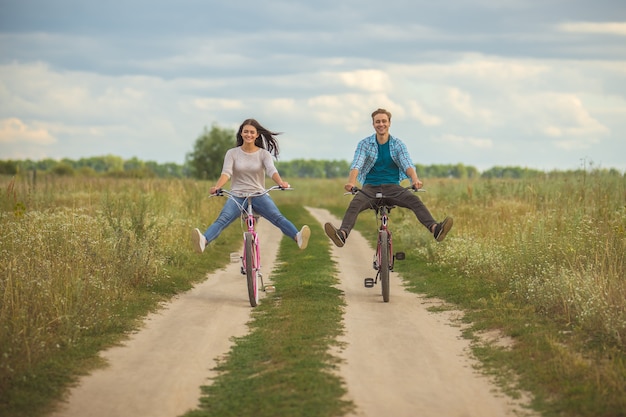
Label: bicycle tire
xmin=244 ymin=232 xmax=258 ymax=307
xmin=380 ymin=230 xmax=390 ymax=302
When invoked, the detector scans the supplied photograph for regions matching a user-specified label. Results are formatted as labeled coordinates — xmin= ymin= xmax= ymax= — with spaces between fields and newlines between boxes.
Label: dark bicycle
xmin=348 ymin=186 xmax=422 ymax=302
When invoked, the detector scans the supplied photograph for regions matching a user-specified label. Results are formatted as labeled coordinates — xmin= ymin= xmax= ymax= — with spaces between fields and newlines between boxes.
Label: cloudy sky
xmin=1 ymin=0 xmax=625 ymax=172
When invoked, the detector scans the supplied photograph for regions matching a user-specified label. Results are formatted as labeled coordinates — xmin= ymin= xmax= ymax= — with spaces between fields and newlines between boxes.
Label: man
xmin=324 ymin=108 xmax=453 ymax=247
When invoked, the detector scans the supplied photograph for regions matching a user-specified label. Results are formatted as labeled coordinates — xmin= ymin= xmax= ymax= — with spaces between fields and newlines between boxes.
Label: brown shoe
xmin=433 ymin=217 xmax=453 ymax=242
xmin=324 ymin=223 xmax=346 ymax=247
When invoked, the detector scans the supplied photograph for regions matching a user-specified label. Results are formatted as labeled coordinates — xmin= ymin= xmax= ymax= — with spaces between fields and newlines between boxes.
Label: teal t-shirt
xmin=364 ymin=141 xmax=400 ymax=185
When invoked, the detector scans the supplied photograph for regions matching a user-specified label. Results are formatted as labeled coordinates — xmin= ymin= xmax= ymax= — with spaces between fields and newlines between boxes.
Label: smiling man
xmin=324 ymin=108 xmax=453 ymax=247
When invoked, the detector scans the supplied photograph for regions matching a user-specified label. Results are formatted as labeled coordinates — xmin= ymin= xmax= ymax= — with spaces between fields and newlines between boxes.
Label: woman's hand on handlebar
xmin=344 ymin=183 xmax=356 ymax=193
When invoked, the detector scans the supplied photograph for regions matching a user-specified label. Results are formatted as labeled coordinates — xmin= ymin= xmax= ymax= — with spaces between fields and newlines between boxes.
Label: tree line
xmin=1 ymin=124 xmax=622 ymax=180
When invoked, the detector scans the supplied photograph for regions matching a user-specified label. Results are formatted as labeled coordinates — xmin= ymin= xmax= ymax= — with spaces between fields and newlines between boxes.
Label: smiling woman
xmin=191 ymin=118 xmax=310 ymax=254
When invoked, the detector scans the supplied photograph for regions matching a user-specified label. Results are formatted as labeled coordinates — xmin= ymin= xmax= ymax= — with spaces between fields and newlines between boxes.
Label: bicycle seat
xmin=371 ymin=201 xmax=396 ymax=214
xmin=241 ymin=213 xmax=260 ymax=221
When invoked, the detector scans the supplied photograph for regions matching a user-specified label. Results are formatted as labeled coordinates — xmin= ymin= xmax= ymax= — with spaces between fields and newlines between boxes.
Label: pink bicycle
xmin=213 ymin=186 xmax=290 ymax=307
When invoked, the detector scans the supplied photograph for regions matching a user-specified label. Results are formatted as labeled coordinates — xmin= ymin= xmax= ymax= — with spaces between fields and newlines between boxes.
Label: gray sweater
xmin=221 ymin=147 xmax=278 ymax=197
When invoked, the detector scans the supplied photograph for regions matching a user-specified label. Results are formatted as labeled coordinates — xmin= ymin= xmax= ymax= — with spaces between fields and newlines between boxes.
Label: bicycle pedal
xmin=364 ymin=278 xmax=375 ymax=288
xmin=264 ymin=285 xmax=275 ymax=293
xmin=395 ymin=252 xmax=406 ymax=261
xmin=240 ymin=267 xmax=245 ymax=275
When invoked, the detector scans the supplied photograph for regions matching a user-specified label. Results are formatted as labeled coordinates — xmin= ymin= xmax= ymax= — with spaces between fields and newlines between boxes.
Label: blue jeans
xmin=203 ymin=194 xmax=298 ymax=243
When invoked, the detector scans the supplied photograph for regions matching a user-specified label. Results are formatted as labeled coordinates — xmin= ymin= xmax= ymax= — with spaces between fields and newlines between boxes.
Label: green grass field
xmin=1 ymin=172 xmax=624 ymax=417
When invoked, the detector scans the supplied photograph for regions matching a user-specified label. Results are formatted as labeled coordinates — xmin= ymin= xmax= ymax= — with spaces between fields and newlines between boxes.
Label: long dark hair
xmin=236 ymin=118 xmax=281 ymax=158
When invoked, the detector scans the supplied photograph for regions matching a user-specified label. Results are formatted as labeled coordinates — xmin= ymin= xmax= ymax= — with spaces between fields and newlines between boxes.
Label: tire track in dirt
xmin=306 ymin=207 xmax=531 ymax=417
xmin=50 ymin=219 xmax=281 ymax=417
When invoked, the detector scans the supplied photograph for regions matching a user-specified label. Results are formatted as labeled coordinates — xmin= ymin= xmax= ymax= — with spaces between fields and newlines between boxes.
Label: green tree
xmin=124 ymin=157 xmax=145 ymax=172
xmin=103 ymin=155 xmax=125 ymax=173
xmin=51 ymin=163 xmax=75 ymax=176
xmin=36 ymin=158 xmax=59 ymax=171
xmin=286 ymin=159 xmax=326 ymax=178
xmin=324 ymin=160 xmax=350 ymax=178
xmin=0 ymin=160 xmax=18 ymax=175
xmin=451 ymin=163 xmax=468 ymax=179
xmin=186 ymin=124 xmax=235 ymax=180
xmin=145 ymin=161 xmax=185 ymax=178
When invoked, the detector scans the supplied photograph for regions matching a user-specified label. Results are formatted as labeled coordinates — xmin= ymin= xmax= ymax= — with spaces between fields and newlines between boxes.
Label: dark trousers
xmin=339 ymin=184 xmax=437 ymax=237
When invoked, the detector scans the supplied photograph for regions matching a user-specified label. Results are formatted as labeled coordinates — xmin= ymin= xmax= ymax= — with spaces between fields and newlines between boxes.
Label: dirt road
xmin=51 ymin=219 xmax=282 ymax=417
xmin=306 ymin=208 xmax=529 ymax=417
xmin=51 ymin=209 xmax=531 ymax=417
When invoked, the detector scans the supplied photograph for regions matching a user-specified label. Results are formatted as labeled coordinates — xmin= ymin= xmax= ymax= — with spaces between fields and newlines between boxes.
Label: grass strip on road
xmin=184 ymin=205 xmax=353 ymax=417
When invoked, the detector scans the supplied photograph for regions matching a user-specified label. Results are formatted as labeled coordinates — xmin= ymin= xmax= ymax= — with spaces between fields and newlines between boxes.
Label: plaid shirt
xmin=350 ymin=133 xmax=415 ymax=185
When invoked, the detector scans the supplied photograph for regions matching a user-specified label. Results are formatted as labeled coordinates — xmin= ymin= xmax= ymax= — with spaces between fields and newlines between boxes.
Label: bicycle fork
xmin=364 ymin=229 xmax=406 ymax=288
xmin=240 ymin=232 xmax=261 ymax=274
xmin=238 ymin=231 xmax=272 ymax=292
xmin=365 ymin=230 xmax=392 ymax=288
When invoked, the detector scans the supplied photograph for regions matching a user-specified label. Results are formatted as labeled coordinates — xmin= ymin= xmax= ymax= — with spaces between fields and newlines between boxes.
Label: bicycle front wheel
xmin=380 ymin=230 xmax=390 ymax=302
xmin=244 ymin=232 xmax=259 ymax=307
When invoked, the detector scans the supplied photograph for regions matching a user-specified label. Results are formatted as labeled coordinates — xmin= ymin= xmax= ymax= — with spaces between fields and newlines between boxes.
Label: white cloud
xmin=394 ymin=54 xmax=549 ymax=83
xmin=527 ymin=93 xmax=609 ymax=139
xmin=553 ymin=137 xmax=601 ymax=151
xmin=440 ymin=134 xmax=493 ymax=149
xmin=267 ymin=98 xmax=297 ymax=113
xmin=407 ymin=100 xmax=442 ymax=126
xmin=194 ymin=98 xmax=244 ymax=111
xmin=557 ymin=22 xmax=626 ymax=36
xmin=445 ymin=88 xmax=494 ymax=124
xmin=0 ymin=118 xmax=56 ymax=145
xmin=307 ymin=93 xmax=397 ymax=132
xmin=364 ymin=23 xmax=438 ymax=42
xmin=338 ymin=70 xmax=392 ymax=93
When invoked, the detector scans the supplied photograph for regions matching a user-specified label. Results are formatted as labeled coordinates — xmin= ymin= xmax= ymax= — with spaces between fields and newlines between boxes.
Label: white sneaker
xmin=192 ymin=228 xmax=207 ymax=253
xmin=296 ymin=225 xmax=311 ymax=249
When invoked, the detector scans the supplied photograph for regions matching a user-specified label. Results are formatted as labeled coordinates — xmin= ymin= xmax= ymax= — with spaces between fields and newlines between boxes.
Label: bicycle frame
xmin=213 ymin=185 xmax=288 ymax=307
xmin=367 ymin=193 xmax=397 ymax=302
xmin=349 ymin=186 xmax=419 ymax=302
xmin=373 ymin=204 xmax=392 ymax=268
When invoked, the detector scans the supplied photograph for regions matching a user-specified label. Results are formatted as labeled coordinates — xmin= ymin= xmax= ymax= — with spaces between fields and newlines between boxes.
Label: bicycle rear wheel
xmin=244 ymin=232 xmax=259 ymax=307
xmin=380 ymin=230 xmax=390 ymax=302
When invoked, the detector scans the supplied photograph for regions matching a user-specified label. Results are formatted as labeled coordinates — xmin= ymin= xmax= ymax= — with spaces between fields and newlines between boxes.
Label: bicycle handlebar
xmin=344 ymin=185 xmax=425 ymax=197
xmin=210 ymin=185 xmax=293 ymax=198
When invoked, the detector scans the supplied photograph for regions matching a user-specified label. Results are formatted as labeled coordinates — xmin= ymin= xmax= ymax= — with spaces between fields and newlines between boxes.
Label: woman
xmin=192 ymin=118 xmax=310 ymax=253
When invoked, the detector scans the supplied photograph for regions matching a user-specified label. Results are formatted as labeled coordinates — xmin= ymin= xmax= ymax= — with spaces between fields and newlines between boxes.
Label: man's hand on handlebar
xmin=411 ymin=179 xmax=423 ymax=190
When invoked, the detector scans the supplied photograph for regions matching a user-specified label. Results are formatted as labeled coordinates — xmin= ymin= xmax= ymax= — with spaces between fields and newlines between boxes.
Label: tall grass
xmin=391 ymin=172 xmax=626 ymax=350
xmin=2 ymin=172 xmax=624 ymax=416
xmin=0 ymin=174 xmax=240 ymax=415
xmin=310 ymin=174 xmax=625 ymax=416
